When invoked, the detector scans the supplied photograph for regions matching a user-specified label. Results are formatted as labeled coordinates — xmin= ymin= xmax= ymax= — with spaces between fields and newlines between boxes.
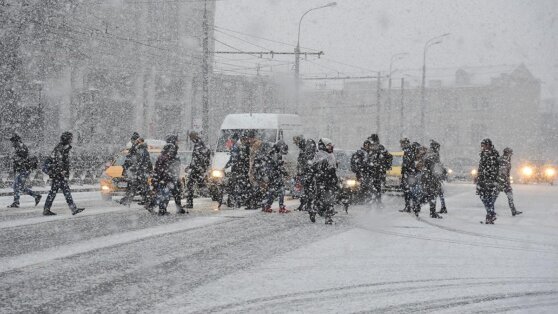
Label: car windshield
xmin=216 ymin=129 xmax=277 ymax=152
xmin=112 ymin=151 xmax=191 ymax=166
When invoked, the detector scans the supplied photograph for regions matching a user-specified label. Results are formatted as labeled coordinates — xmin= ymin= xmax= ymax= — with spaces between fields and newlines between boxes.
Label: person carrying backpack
xmin=42 ymin=132 xmax=84 ymax=216
xmin=7 ymin=134 xmax=41 ymax=208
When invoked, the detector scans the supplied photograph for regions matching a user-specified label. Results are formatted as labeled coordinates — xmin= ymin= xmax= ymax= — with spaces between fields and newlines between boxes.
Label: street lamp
xmin=387 ymin=52 xmax=407 ymax=145
xmin=420 ymin=33 xmax=450 ymax=140
xmin=294 ymin=2 xmax=336 ymax=112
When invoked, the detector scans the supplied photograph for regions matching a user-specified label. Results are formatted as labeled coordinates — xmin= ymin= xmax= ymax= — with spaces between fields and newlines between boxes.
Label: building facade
xmin=301 ymin=64 xmax=542 ymax=164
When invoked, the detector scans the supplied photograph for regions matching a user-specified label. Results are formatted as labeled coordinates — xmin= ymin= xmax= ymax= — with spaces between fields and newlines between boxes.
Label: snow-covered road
xmin=1 ymin=184 xmax=557 ymax=313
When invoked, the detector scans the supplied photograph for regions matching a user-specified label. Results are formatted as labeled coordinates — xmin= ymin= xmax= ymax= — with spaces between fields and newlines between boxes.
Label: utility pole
xmin=400 ymin=77 xmax=405 ymax=138
xmin=376 ymin=71 xmax=381 ymax=134
xmin=201 ymin=0 xmax=210 ymax=142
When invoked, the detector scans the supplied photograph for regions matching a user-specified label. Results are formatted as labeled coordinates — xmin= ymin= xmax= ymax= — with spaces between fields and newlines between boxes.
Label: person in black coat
xmin=43 ymin=132 xmax=84 ymax=216
xmin=166 ymin=135 xmax=187 ymax=214
xmin=8 ymin=134 xmax=41 ymax=208
xmin=476 ymin=138 xmax=500 ymax=224
xmin=423 ymin=140 xmax=446 ymax=218
xmin=225 ymin=132 xmax=250 ymax=208
xmin=260 ymin=140 xmax=290 ymax=213
xmin=399 ymin=138 xmax=413 ymax=213
xmin=351 ymin=140 xmax=372 ymax=202
xmin=300 ymin=138 xmax=317 ymax=211
xmin=185 ymin=132 xmax=210 ymax=208
xmin=120 ymin=138 xmax=152 ymax=205
xmin=498 ymin=147 xmax=522 ymax=216
xmin=367 ymin=134 xmax=393 ymax=207
xmin=150 ymin=143 xmax=176 ymax=215
xmin=311 ymin=138 xmax=338 ymax=224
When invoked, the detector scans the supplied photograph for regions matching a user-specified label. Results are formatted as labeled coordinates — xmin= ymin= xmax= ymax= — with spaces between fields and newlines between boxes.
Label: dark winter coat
xmin=252 ymin=142 xmax=274 ymax=186
xmin=295 ymin=138 xmax=307 ymax=175
xmin=401 ymin=145 xmax=415 ymax=178
xmin=423 ymin=149 xmax=446 ymax=197
xmin=49 ymin=143 xmax=72 ymax=179
xmin=351 ymin=148 xmax=369 ymax=179
xmin=190 ymin=139 xmax=210 ymax=174
xmin=312 ymin=149 xmax=338 ymax=189
xmin=135 ymin=143 xmax=153 ymax=179
xmin=226 ymin=141 xmax=250 ymax=174
xmin=476 ymin=148 xmax=500 ymax=196
xmin=153 ymin=147 xmax=174 ymax=184
xmin=12 ymin=141 xmax=31 ymax=173
xmin=498 ymin=154 xmax=512 ymax=189
xmin=368 ymin=145 xmax=393 ymax=180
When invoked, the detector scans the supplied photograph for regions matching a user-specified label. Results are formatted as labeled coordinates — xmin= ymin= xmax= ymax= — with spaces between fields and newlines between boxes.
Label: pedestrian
xmin=310 ymin=138 xmax=338 ymax=224
xmin=246 ymin=130 xmax=265 ymax=209
xmin=399 ymin=138 xmax=413 ymax=213
xmin=351 ymin=140 xmax=372 ymax=202
xmin=367 ymin=134 xmax=393 ymax=207
xmin=406 ymin=142 xmax=425 ymax=216
xmin=301 ymin=139 xmax=317 ymax=212
xmin=42 ymin=132 xmax=84 ymax=216
xmin=185 ymin=131 xmax=211 ymax=209
xmin=120 ymin=132 xmax=141 ymax=205
xmin=166 ymin=135 xmax=187 ymax=214
xmin=476 ymin=138 xmax=500 ymax=224
xmin=151 ymin=143 xmax=175 ymax=215
xmin=423 ymin=140 xmax=446 ymax=218
xmin=260 ymin=140 xmax=290 ymax=213
xmin=498 ymin=147 xmax=522 ymax=216
xmin=7 ymin=134 xmax=41 ymax=208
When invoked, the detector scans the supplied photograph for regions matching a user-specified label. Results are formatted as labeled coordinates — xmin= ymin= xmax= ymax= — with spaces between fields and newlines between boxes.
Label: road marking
xmin=0 ymin=215 xmax=237 ymax=273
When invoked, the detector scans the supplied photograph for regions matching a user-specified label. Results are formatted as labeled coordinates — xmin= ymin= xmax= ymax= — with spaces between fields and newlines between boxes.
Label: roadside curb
xmin=0 ymin=187 xmax=99 ymax=197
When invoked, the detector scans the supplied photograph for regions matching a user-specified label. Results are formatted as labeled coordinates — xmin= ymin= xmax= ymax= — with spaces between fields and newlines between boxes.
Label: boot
xmin=72 ymin=207 xmax=85 ymax=215
xmin=185 ymin=199 xmax=193 ymax=209
xmin=34 ymin=195 xmax=42 ymax=206
xmin=262 ymin=205 xmax=272 ymax=213
xmin=43 ymin=209 xmax=56 ymax=216
xmin=278 ymin=205 xmax=290 ymax=214
xmin=325 ymin=216 xmax=333 ymax=225
xmin=158 ymin=209 xmax=168 ymax=216
xmin=485 ymin=212 xmax=497 ymax=224
xmin=512 ymin=209 xmax=522 ymax=216
xmin=7 ymin=203 xmax=19 ymax=208
xmin=438 ymin=206 xmax=447 ymax=214
xmin=399 ymin=206 xmax=411 ymax=213
xmin=430 ymin=211 xmax=442 ymax=219
xmin=177 ymin=207 xmax=187 ymax=214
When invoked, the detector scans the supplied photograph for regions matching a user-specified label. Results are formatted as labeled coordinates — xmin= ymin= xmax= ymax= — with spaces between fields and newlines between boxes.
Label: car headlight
xmin=101 ymin=185 xmax=111 ymax=191
xmin=521 ymin=166 xmax=534 ymax=177
xmin=471 ymin=169 xmax=478 ymax=176
xmin=211 ymin=169 xmax=224 ymax=178
xmin=344 ymin=179 xmax=358 ymax=187
xmin=545 ymin=168 xmax=556 ymax=177
xmin=447 ymin=169 xmax=453 ymax=174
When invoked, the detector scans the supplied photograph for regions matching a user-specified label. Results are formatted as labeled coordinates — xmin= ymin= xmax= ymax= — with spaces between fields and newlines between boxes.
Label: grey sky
xmin=215 ymin=0 xmax=557 ymax=97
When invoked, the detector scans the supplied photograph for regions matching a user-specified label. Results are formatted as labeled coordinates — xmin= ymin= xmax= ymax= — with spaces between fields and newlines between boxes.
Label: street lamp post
xmin=420 ymin=33 xmax=449 ymax=140
xmin=294 ymin=2 xmax=336 ymax=113
xmin=387 ymin=52 xmax=407 ymax=145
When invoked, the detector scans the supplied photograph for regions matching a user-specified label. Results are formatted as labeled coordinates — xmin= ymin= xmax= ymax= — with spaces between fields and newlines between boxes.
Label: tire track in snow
xmin=191 ymin=277 xmax=558 ymax=313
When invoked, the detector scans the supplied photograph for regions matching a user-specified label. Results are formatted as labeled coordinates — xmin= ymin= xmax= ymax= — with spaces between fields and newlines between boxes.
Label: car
xmin=99 ymin=139 xmax=192 ymax=201
xmin=334 ymin=150 xmax=359 ymax=212
xmin=517 ymin=160 xmax=556 ymax=185
xmin=384 ymin=151 xmax=403 ymax=192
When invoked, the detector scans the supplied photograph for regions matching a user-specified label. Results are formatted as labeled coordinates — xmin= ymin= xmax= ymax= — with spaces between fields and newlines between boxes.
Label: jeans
xmin=264 ymin=182 xmax=285 ymax=207
xmin=480 ymin=193 xmax=498 ymax=214
xmin=13 ymin=170 xmax=39 ymax=204
xmin=156 ymin=182 xmax=172 ymax=211
xmin=44 ymin=178 xmax=76 ymax=210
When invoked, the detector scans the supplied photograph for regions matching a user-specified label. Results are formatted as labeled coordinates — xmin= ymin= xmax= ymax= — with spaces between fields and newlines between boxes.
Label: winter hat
xmin=430 ymin=140 xmax=440 ymax=150
xmin=166 ymin=134 xmax=178 ymax=144
xmin=503 ymin=147 xmax=513 ymax=155
xmin=60 ymin=131 xmax=73 ymax=144
xmin=481 ymin=138 xmax=492 ymax=147
xmin=400 ymin=138 xmax=410 ymax=145
xmin=318 ymin=138 xmax=334 ymax=151
xmin=9 ymin=133 xmax=21 ymax=143
xmin=274 ymin=140 xmax=288 ymax=155
xmin=368 ymin=134 xmax=380 ymax=144
xmin=189 ymin=131 xmax=200 ymax=141
xmin=131 ymin=132 xmax=140 ymax=141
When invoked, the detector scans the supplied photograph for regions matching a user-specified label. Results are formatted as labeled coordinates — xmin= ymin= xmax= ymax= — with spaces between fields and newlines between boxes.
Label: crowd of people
xmin=6 ymin=131 xmax=522 ymax=224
